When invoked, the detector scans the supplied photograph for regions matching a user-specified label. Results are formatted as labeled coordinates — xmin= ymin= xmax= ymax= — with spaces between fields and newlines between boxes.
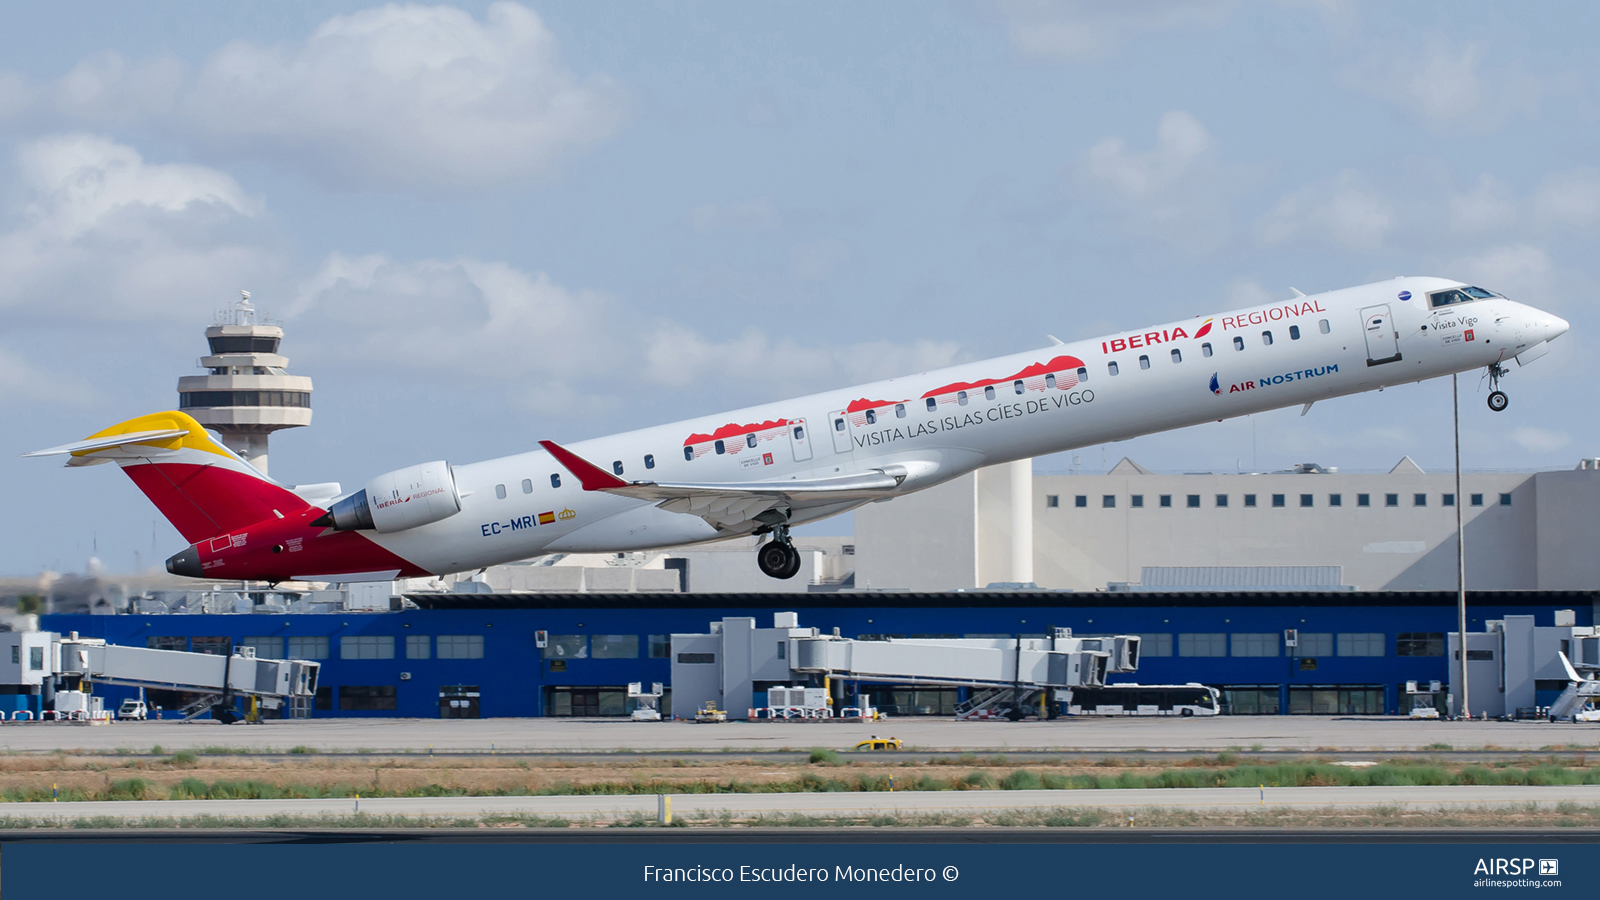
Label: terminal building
xmin=41 ymin=588 xmax=1599 ymax=719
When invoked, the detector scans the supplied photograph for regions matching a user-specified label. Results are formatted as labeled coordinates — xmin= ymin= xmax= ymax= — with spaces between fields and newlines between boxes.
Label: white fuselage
xmin=366 ymin=276 xmax=1567 ymax=576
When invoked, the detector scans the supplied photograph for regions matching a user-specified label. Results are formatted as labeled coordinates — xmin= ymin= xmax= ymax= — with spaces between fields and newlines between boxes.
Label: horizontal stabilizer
xmin=23 ymin=429 xmax=189 ymax=459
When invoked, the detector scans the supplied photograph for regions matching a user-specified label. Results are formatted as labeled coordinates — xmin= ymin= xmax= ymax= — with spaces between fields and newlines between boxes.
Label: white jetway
xmin=670 ymin=613 xmax=1141 ymax=719
xmin=0 ymin=632 xmax=320 ymax=723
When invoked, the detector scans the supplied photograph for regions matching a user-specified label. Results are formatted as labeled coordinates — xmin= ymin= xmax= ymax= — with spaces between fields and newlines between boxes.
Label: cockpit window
xmin=1431 ymin=285 xmax=1502 ymax=308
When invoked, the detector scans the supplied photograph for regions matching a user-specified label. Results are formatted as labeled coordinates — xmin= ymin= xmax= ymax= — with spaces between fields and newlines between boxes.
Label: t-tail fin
xmin=24 ymin=411 xmax=315 ymax=543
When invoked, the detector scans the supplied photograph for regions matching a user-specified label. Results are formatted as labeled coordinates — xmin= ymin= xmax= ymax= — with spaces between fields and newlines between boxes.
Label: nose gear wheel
xmin=1485 ymin=363 xmax=1510 ymax=412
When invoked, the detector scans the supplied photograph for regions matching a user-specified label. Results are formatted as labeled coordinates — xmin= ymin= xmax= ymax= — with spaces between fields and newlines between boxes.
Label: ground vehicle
xmin=1066 ymin=684 xmax=1221 ymax=716
xmin=116 ymin=699 xmax=147 ymax=720
xmin=694 ymin=701 xmax=726 ymax=723
xmin=855 ymin=737 xmax=902 ymax=751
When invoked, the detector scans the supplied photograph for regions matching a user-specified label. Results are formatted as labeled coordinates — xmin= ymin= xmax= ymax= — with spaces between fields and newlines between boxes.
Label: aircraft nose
xmin=1547 ymin=314 xmax=1571 ymax=341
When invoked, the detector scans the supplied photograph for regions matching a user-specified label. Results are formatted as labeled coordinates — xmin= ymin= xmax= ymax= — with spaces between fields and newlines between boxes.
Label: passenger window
xmin=1077 ymin=367 xmax=1088 ymax=382
xmin=521 ymin=478 xmax=533 ymax=494
xmin=612 ymin=460 xmax=624 ymax=475
xmin=1262 ymin=331 xmax=1274 ymax=346
xmin=1045 ymin=374 xmax=1056 ymax=389
xmin=550 ymin=474 xmax=561 ymax=488
xmin=894 ymin=404 xmax=905 ymax=418
xmin=866 ymin=409 xmax=877 ymax=425
xmin=1139 ymin=355 xmax=1150 ymax=370
xmin=958 ymin=391 xmax=969 ymax=405
xmin=747 ymin=434 xmax=757 ymax=448
xmin=1108 ymin=361 xmax=1119 ymax=376
xmin=644 ymin=455 xmax=655 ymax=470
xmin=1233 ymin=336 xmax=1244 ymax=351
xmin=1014 ymin=380 xmax=1024 ymax=395
xmin=834 ymin=418 xmax=845 ymax=432
xmin=495 ymin=484 xmax=506 ymax=500
xmin=1319 ymin=319 xmax=1330 ymax=334
xmin=1170 ymin=349 xmax=1181 ymax=363
xmin=1201 ymin=342 xmax=1212 ymax=357
xmin=925 ymin=398 xmax=937 ymax=412
xmin=983 ymin=386 xmax=995 ymax=401
xmin=793 ymin=426 xmax=805 ymax=440
xmin=683 ymin=446 xmax=694 ymax=461
xmin=714 ymin=440 xmax=726 ymax=455
xmin=1289 ymin=325 xmax=1301 ymax=340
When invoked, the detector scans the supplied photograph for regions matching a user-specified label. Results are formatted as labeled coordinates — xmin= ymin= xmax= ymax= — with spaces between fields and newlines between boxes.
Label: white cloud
xmin=992 ymin=0 xmax=1233 ymax=62
xmin=1443 ymin=244 xmax=1552 ymax=300
xmin=0 ymin=346 xmax=96 ymax=408
xmin=1532 ymin=168 xmax=1600 ymax=228
xmin=0 ymin=134 xmax=277 ymax=320
xmin=687 ymin=199 xmax=780 ymax=230
xmin=1509 ymin=426 xmax=1570 ymax=453
xmin=1259 ymin=171 xmax=1395 ymax=251
xmin=1447 ymin=175 xmax=1517 ymax=233
xmin=1341 ymin=41 xmax=1542 ymax=125
xmin=290 ymin=253 xmax=965 ymax=414
xmin=1078 ymin=111 xmax=1233 ymax=252
xmin=47 ymin=3 xmax=626 ymax=190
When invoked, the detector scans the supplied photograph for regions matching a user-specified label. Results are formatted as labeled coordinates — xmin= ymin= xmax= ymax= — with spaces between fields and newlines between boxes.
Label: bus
xmin=1066 ymin=683 xmax=1221 ymax=717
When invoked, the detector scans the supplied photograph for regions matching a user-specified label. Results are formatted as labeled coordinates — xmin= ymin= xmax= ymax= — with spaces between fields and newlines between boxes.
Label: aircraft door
xmin=826 ymin=410 xmax=854 ymax=455
xmin=789 ymin=418 xmax=813 ymax=462
xmin=1360 ymin=304 xmax=1402 ymax=366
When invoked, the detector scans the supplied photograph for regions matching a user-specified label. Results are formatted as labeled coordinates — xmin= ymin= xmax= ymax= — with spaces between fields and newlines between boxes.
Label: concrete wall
xmin=855 ymin=474 xmax=978 ymax=590
xmin=857 ymin=461 xmax=1593 ymax=592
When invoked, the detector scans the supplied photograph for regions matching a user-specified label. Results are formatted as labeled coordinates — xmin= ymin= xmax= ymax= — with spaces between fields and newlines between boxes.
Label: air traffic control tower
xmin=176 ymin=292 xmax=312 ymax=476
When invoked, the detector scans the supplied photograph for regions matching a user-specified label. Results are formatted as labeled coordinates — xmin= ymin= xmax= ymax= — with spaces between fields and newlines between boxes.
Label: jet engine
xmin=315 ymin=461 xmax=462 ymax=533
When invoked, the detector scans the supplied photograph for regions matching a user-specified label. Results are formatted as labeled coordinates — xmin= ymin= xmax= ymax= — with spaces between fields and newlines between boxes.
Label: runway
xmin=2 ymin=715 xmax=1596 ymax=754
xmin=2 ymin=784 xmax=1598 ymax=823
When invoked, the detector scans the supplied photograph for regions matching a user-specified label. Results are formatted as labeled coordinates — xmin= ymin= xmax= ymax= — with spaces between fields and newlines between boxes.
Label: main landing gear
xmin=1486 ymin=363 xmax=1509 ymax=413
xmin=755 ymin=516 xmax=803 ymax=580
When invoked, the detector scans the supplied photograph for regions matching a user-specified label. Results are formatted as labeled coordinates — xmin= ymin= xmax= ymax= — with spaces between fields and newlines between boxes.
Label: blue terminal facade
xmin=42 ymin=590 xmax=1597 ymax=718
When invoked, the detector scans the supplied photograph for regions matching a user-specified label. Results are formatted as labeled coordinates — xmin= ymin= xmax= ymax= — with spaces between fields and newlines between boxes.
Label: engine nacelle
xmin=319 ymin=461 xmax=462 ymax=533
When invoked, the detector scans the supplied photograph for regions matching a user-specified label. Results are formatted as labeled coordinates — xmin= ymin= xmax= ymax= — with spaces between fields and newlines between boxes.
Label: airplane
xmin=26 ymin=276 xmax=1569 ymax=583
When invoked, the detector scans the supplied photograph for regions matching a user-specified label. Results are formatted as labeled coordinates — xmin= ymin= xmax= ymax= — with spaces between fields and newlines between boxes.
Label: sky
xmin=1 ymin=1 xmax=1597 ymax=575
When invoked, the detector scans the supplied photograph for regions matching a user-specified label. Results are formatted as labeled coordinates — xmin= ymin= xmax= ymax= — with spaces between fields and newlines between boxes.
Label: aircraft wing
xmin=539 ymin=440 xmax=903 ymax=530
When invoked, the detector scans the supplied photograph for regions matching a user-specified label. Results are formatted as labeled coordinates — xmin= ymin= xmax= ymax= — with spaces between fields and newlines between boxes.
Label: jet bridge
xmin=669 ymin=613 xmax=1140 ymax=719
xmin=790 ymin=630 xmax=1138 ymax=690
xmin=0 ymin=632 xmax=320 ymax=722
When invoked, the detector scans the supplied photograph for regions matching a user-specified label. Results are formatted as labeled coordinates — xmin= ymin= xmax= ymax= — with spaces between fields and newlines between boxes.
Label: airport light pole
xmin=1454 ymin=373 xmax=1470 ymax=720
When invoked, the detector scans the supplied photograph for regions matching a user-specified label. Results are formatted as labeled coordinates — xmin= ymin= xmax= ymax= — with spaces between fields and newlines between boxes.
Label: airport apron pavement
xmin=3 ymin=785 xmax=1599 ymax=822
xmin=1 ymin=717 xmax=1595 ymax=753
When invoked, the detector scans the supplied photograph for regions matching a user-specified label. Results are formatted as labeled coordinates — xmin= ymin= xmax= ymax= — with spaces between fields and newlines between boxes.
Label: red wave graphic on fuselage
xmin=685 ymin=419 xmax=790 ymax=446
xmin=845 ymin=398 xmax=908 ymax=413
xmin=919 ymin=355 xmax=1087 ymax=399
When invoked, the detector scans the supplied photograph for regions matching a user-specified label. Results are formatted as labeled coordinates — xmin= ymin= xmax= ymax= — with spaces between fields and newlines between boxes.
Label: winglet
xmin=539 ymin=440 xmax=630 ymax=491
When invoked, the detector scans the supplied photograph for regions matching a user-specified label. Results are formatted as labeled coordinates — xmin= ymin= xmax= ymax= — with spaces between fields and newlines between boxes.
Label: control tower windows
xmin=180 ymin=391 xmax=310 ymax=409
xmin=207 ymin=335 xmax=280 ymax=354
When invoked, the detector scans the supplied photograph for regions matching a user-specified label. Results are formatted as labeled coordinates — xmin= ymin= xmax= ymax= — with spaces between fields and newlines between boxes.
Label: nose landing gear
xmin=1486 ymin=363 xmax=1509 ymax=412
